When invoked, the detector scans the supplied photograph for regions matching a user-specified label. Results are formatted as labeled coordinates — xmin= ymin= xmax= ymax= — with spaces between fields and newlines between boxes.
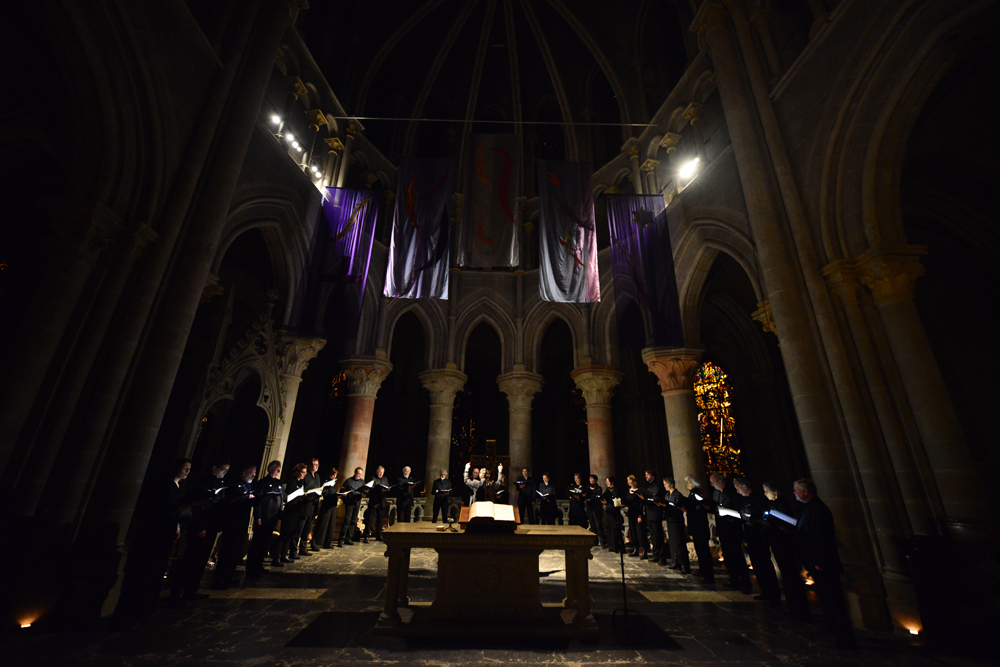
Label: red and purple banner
xmin=537 ymin=160 xmax=600 ymax=303
xmin=318 ymin=187 xmax=379 ymax=336
xmin=607 ymin=195 xmax=683 ymax=346
xmin=457 ymin=134 xmax=521 ymax=268
xmin=384 ymin=158 xmax=455 ymax=299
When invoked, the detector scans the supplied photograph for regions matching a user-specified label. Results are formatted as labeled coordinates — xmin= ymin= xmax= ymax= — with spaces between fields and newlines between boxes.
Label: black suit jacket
xmin=796 ymin=497 xmax=843 ymax=574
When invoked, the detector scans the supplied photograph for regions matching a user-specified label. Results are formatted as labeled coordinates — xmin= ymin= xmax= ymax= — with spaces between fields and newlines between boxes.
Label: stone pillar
xmin=692 ymin=1 xmax=891 ymax=629
xmin=858 ymin=247 xmax=989 ymax=524
xmin=571 ymin=366 xmax=623 ymax=482
xmin=641 ymin=159 xmax=660 ymax=197
xmin=625 ymin=141 xmax=644 ymax=195
xmin=0 ymin=202 xmax=120 ymax=476
xmin=497 ymin=371 xmax=544 ymax=472
xmin=335 ymin=123 xmax=358 ymax=188
xmin=336 ymin=356 xmax=392 ymax=479
xmin=641 ymin=347 xmax=705 ymax=483
xmin=91 ymin=0 xmax=296 ymax=542
xmin=322 ymin=137 xmax=343 ymax=188
xmin=418 ymin=368 xmax=467 ymax=517
xmin=750 ymin=8 xmax=782 ymax=82
xmin=267 ymin=335 xmax=325 ymax=468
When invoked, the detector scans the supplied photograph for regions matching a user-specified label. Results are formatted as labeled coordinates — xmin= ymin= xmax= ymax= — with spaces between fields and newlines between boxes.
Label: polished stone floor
xmin=3 ymin=539 xmax=988 ymax=667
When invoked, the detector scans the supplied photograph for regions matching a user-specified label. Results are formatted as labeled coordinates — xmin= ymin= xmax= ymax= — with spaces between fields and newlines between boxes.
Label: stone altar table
xmin=375 ymin=523 xmax=598 ymax=639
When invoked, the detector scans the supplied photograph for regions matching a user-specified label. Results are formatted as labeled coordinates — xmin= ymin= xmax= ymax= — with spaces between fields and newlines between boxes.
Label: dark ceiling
xmin=301 ymin=0 xmax=692 ymax=166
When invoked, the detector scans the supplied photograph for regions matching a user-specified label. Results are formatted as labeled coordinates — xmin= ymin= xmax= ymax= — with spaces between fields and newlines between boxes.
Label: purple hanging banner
xmin=457 ymin=134 xmax=521 ymax=268
xmin=537 ymin=160 xmax=600 ymax=303
xmin=384 ymin=158 xmax=454 ymax=299
xmin=607 ymin=195 xmax=683 ymax=346
xmin=318 ymin=187 xmax=379 ymax=336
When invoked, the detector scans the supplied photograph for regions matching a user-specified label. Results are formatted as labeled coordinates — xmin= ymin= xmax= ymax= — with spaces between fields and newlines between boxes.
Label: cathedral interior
xmin=1 ymin=0 xmax=999 ymax=664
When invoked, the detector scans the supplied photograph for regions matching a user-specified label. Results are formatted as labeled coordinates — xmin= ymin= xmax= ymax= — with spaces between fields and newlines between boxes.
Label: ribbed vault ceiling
xmin=302 ymin=0 xmax=689 ymax=166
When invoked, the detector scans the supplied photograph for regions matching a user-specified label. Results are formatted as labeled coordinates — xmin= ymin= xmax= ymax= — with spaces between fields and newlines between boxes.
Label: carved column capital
xmin=821 ymin=260 xmax=863 ymax=307
xmin=285 ymin=76 xmax=307 ymax=99
xmin=682 ymin=102 xmax=705 ymax=125
xmin=571 ymin=366 xmax=624 ymax=407
xmin=857 ymin=246 xmax=927 ymax=306
xmin=277 ymin=334 xmax=326 ymax=378
xmin=641 ymin=159 xmax=660 ymax=173
xmin=751 ymin=299 xmax=778 ymax=335
xmin=659 ymin=132 xmax=682 ymax=152
xmin=641 ymin=347 xmax=702 ymax=393
xmin=418 ymin=368 xmax=468 ymax=406
xmin=622 ymin=138 xmax=641 ymax=160
xmin=691 ymin=1 xmax=730 ymax=46
xmin=324 ymin=137 xmax=344 ymax=152
xmin=306 ymin=109 xmax=329 ymax=131
xmin=497 ymin=372 xmax=544 ymax=410
xmin=340 ymin=356 xmax=393 ymax=398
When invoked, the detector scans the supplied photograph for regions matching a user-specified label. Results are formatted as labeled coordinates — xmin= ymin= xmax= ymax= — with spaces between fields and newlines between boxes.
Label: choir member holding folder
xmin=515 ymin=468 xmax=536 ymax=524
xmin=337 ymin=467 xmax=367 ymax=546
xmin=640 ymin=470 xmax=667 ymax=565
xmin=567 ymin=473 xmax=588 ymax=527
xmin=276 ymin=463 xmax=309 ymax=563
xmin=312 ymin=468 xmax=341 ymax=548
xmin=684 ymin=475 xmax=714 ymax=583
xmin=396 ymin=466 xmax=417 ymax=523
xmin=363 ymin=466 xmax=390 ymax=542
xmin=213 ymin=463 xmax=257 ymax=589
xmin=625 ymin=475 xmax=648 ymax=559
xmin=734 ymin=477 xmax=780 ymax=603
xmin=250 ymin=461 xmax=283 ymax=574
xmin=710 ymin=473 xmax=752 ymax=594
xmin=662 ymin=477 xmax=691 ymax=573
xmin=763 ymin=481 xmax=808 ymax=617
xmin=431 ymin=469 xmax=452 ymax=522
xmin=536 ymin=473 xmax=557 ymax=525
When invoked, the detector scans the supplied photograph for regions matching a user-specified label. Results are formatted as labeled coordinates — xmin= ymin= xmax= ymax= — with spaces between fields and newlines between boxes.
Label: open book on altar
xmin=459 ymin=502 xmax=520 ymax=533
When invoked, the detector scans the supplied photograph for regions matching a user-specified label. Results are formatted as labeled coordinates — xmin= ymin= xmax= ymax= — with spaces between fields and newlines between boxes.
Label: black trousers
xmin=719 ymin=521 xmax=750 ymax=589
xmin=814 ymin=569 xmax=854 ymax=644
xmin=689 ymin=526 xmax=713 ymax=581
xmin=772 ymin=539 xmax=808 ymax=615
xmin=246 ymin=518 xmax=276 ymax=570
xmin=397 ymin=499 xmax=413 ymax=523
xmin=627 ymin=514 xmax=647 ymax=553
xmin=313 ymin=500 xmax=338 ymax=547
xmin=339 ymin=503 xmax=360 ymax=542
xmin=646 ymin=513 xmax=665 ymax=560
xmin=518 ymin=500 xmax=535 ymax=524
xmin=432 ymin=497 xmax=448 ymax=522
xmin=298 ymin=501 xmax=317 ymax=550
xmin=605 ymin=510 xmax=623 ymax=552
xmin=666 ymin=519 xmax=690 ymax=568
xmin=176 ymin=527 xmax=218 ymax=597
xmin=214 ymin=525 xmax=247 ymax=584
xmin=745 ymin=534 xmax=779 ymax=599
xmin=364 ymin=503 xmax=387 ymax=537
xmin=540 ymin=500 xmax=557 ymax=525
xmin=586 ymin=506 xmax=605 ymax=545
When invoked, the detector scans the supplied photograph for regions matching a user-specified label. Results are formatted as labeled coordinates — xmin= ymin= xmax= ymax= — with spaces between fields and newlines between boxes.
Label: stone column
xmin=571 ymin=366 xmax=623 ymax=482
xmin=641 ymin=159 xmax=660 ymax=197
xmin=335 ymin=123 xmax=359 ymax=188
xmin=693 ymin=2 xmax=891 ymax=629
xmin=750 ymin=8 xmax=782 ymax=82
xmin=641 ymin=347 xmax=705 ymax=483
xmin=336 ymin=356 xmax=392 ymax=479
xmin=858 ymin=247 xmax=989 ymax=524
xmin=625 ymin=141 xmax=644 ymax=195
xmin=267 ymin=335 xmax=326 ymax=468
xmin=91 ymin=0 xmax=296 ymax=542
xmin=418 ymin=368 xmax=467 ymax=517
xmin=322 ymin=137 xmax=343 ymax=188
xmin=0 ymin=202 xmax=120 ymax=475
xmin=498 ymin=371 xmax=544 ymax=472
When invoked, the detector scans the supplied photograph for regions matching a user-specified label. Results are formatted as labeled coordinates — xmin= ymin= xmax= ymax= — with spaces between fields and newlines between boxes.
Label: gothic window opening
xmin=694 ymin=361 xmax=743 ymax=476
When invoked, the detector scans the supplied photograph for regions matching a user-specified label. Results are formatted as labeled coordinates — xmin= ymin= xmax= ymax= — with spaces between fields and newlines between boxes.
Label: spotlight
xmin=909 ymin=628 xmax=920 ymax=636
xmin=270 ymin=114 xmax=281 ymax=124
xmin=286 ymin=133 xmax=295 ymax=143
xmin=20 ymin=623 xmax=31 ymax=629
xmin=678 ymin=157 xmax=700 ymax=180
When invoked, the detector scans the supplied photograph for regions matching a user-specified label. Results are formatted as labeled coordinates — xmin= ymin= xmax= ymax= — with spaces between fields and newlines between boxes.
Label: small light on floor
xmin=20 ymin=623 xmax=31 ymax=629
xmin=909 ymin=628 xmax=920 ymax=636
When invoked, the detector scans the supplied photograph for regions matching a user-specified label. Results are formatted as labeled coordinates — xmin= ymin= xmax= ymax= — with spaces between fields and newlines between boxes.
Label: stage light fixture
xmin=678 ymin=157 xmax=700 ymax=179
xmin=270 ymin=115 xmax=281 ymax=124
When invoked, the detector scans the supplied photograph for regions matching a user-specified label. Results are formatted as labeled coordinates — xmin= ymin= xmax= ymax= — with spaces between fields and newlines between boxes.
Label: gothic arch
xmin=817 ymin=0 xmax=998 ymax=259
xmin=522 ymin=302 xmax=584 ymax=373
xmin=454 ymin=296 xmax=516 ymax=373
xmin=383 ymin=300 xmax=447 ymax=370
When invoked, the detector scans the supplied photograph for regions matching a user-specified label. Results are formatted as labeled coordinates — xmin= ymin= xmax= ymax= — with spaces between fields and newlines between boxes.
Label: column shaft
xmin=336 ymin=357 xmax=393 ymax=479
xmin=571 ymin=367 xmax=622 ymax=483
xmin=419 ymin=368 xmax=467 ymax=516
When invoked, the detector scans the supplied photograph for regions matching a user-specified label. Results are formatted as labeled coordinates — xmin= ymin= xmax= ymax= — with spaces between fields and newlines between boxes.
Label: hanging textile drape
xmin=316 ymin=187 xmax=379 ymax=336
xmin=384 ymin=158 xmax=455 ymax=299
xmin=457 ymin=133 xmax=521 ymax=268
xmin=606 ymin=195 xmax=683 ymax=346
xmin=537 ymin=160 xmax=600 ymax=303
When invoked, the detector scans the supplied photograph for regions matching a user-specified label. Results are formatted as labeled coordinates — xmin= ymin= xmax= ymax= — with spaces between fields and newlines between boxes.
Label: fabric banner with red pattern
xmin=456 ymin=134 xmax=521 ymax=268
xmin=537 ymin=160 xmax=600 ymax=303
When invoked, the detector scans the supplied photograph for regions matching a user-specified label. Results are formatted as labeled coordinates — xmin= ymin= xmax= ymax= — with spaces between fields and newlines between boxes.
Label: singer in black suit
xmin=515 ymin=468 xmax=536 ymax=524
xmin=313 ymin=467 xmax=340 ymax=548
xmin=641 ymin=470 xmax=666 ymax=564
xmin=337 ymin=468 xmax=367 ymax=546
xmin=663 ymin=477 xmax=691 ymax=573
xmin=363 ymin=466 xmax=390 ymax=541
xmin=684 ymin=475 xmax=714 ymax=583
xmin=586 ymin=475 xmax=606 ymax=547
xmin=431 ymin=469 xmax=452 ymax=522
xmin=710 ymin=472 xmax=751 ymax=593
xmin=396 ymin=466 xmax=415 ymax=523
xmin=764 ymin=480 xmax=808 ymax=617
xmin=601 ymin=477 xmax=623 ymax=552
xmin=536 ymin=474 xmax=557 ymax=525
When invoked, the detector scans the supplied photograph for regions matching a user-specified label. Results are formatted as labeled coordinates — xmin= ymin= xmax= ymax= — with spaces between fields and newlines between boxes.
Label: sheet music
xmin=308 ymin=487 xmax=323 ymax=495
xmin=286 ymin=487 xmax=305 ymax=502
xmin=767 ymin=509 xmax=797 ymax=526
xmin=718 ymin=507 xmax=741 ymax=519
xmin=322 ymin=478 xmax=338 ymax=487
xmin=365 ymin=480 xmax=375 ymax=488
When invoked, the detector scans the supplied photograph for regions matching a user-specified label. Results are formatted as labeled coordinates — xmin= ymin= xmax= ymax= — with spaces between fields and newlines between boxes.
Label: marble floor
xmin=3 ymin=540 xmax=988 ymax=667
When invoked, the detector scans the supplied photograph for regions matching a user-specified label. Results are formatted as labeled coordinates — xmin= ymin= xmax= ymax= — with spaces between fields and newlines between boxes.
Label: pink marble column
xmin=418 ymin=368 xmax=467 ymax=516
xmin=641 ymin=347 xmax=705 ymax=483
xmin=571 ymin=366 xmax=623 ymax=483
xmin=336 ymin=356 xmax=392 ymax=479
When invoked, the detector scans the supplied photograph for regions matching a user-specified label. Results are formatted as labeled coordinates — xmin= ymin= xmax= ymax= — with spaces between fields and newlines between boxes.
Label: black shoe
xmin=741 ymin=586 xmax=753 ymax=595
xmin=344 ymin=540 xmax=354 ymax=546
xmin=336 ymin=541 xmax=344 ymax=548
xmin=271 ymin=559 xmax=285 ymax=567
xmin=669 ymin=564 xmax=682 ymax=570
xmin=279 ymin=556 xmax=292 ymax=564
xmin=725 ymin=582 xmax=741 ymax=590
xmin=362 ymin=537 xmax=369 ymax=544
xmin=639 ymin=554 xmax=648 ymax=560
xmin=298 ymin=550 xmax=310 ymax=556
xmin=680 ymin=567 xmax=691 ymax=574
xmin=375 ymin=536 xmax=383 ymax=542
xmin=310 ymin=545 xmax=320 ymax=552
